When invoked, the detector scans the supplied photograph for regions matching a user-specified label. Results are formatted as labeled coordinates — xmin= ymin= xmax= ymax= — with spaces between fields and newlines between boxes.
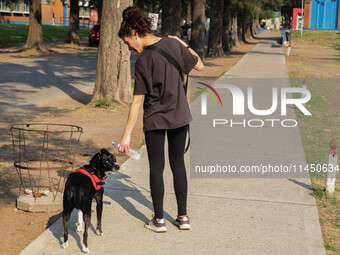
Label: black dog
xmin=62 ymin=149 xmax=119 ymax=253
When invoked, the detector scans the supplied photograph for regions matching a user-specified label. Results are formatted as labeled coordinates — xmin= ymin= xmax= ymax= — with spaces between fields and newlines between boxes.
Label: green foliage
xmin=325 ymin=243 xmax=340 ymax=253
xmin=133 ymin=0 xmax=162 ymax=13
xmin=281 ymin=0 xmax=306 ymax=19
xmin=206 ymin=0 xmax=211 ymax=18
xmin=329 ymin=197 xmax=339 ymax=206
xmin=221 ymin=0 xmax=284 ymax=20
xmin=94 ymin=97 xmax=113 ymax=108
xmin=0 ymin=24 xmax=90 ymax=48
xmin=312 ymin=187 xmax=326 ymax=199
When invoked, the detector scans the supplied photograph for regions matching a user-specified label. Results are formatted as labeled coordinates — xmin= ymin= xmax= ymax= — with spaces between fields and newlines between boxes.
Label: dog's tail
xmin=63 ymin=183 xmax=82 ymax=210
xmin=73 ymin=187 xmax=83 ymax=209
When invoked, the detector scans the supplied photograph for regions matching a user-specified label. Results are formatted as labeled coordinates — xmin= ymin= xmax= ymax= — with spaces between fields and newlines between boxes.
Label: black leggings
xmin=145 ymin=125 xmax=188 ymax=219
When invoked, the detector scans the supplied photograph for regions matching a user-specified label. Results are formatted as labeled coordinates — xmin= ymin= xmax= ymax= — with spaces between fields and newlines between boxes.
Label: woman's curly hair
xmin=118 ymin=6 xmax=151 ymax=39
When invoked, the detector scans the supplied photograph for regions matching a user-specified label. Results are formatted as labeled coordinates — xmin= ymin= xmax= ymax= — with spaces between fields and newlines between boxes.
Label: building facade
xmin=0 ymin=0 xmax=98 ymax=26
xmin=303 ymin=0 xmax=340 ymax=30
xmin=292 ymin=8 xmax=303 ymax=30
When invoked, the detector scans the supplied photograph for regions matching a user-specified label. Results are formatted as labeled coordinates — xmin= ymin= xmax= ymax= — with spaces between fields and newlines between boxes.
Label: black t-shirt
xmin=134 ymin=37 xmax=198 ymax=132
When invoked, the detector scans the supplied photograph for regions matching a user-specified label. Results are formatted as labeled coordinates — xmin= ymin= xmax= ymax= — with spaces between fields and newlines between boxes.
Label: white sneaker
xmin=144 ymin=215 xmax=167 ymax=233
xmin=175 ymin=215 xmax=190 ymax=230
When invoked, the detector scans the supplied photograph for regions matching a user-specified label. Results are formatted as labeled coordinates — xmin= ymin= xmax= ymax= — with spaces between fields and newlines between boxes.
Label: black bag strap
xmin=147 ymin=45 xmax=183 ymax=78
xmin=146 ymin=44 xmax=190 ymax=153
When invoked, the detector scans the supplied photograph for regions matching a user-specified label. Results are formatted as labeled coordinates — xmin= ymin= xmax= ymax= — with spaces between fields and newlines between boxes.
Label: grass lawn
xmin=286 ymin=30 xmax=340 ymax=254
xmin=0 ymin=24 xmax=90 ymax=48
xmin=291 ymin=29 xmax=340 ymax=50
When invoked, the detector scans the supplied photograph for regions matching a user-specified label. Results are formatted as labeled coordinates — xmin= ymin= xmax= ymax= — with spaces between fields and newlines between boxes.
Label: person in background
xmin=187 ymin=26 xmax=192 ymax=46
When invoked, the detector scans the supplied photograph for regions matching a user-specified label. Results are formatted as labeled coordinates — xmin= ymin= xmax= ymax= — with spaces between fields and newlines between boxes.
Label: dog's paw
xmin=76 ymin=223 xmax=84 ymax=233
xmin=62 ymin=241 xmax=68 ymax=249
xmin=96 ymin=229 xmax=104 ymax=236
xmin=82 ymin=244 xmax=90 ymax=253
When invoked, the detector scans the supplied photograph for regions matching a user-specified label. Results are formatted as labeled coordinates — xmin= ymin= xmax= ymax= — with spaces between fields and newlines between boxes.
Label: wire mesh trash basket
xmin=10 ymin=123 xmax=83 ymax=200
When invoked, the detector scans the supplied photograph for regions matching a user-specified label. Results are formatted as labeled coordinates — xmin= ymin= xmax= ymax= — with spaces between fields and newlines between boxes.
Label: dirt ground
xmin=285 ymin=40 xmax=340 ymax=255
xmin=0 ymin=39 xmax=258 ymax=255
xmin=285 ymin=43 xmax=340 ymax=78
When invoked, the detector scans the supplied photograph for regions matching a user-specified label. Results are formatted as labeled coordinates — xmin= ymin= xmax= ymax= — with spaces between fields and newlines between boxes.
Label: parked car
xmin=89 ymin=24 xmax=100 ymax=46
xmin=180 ymin=24 xmax=191 ymax=38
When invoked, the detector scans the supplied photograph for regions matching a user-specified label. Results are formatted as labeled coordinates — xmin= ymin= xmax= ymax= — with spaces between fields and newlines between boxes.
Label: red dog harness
xmin=72 ymin=168 xmax=105 ymax=191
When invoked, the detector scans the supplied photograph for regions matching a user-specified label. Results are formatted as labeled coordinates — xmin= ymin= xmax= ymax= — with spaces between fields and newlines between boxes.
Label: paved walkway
xmin=19 ymin=31 xmax=325 ymax=255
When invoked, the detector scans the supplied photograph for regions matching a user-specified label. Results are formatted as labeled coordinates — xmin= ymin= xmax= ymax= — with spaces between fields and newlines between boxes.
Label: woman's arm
xmin=168 ymin=35 xmax=204 ymax=71
xmin=188 ymin=47 xmax=204 ymax=71
xmin=119 ymin=95 xmax=144 ymax=154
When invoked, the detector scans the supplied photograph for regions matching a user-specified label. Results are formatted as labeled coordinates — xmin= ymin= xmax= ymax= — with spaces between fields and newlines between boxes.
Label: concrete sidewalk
xmin=19 ymin=31 xmax=325 ymax=255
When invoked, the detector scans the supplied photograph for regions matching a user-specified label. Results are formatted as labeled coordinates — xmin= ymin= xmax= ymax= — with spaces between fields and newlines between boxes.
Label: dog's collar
xmin=72 ymin=168 xmax=105 ymax=191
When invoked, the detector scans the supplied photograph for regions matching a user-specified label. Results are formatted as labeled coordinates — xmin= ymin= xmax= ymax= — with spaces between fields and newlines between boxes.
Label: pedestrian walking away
xmin=117 ymin=6 xmax=204 ymax=233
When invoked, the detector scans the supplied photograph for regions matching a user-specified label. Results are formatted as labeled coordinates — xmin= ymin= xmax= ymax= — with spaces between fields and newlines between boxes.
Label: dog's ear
xmin=100 ymin=149 xmax=110 ymax=155
xmin=91 ymin=153 xmax=101 ymax=163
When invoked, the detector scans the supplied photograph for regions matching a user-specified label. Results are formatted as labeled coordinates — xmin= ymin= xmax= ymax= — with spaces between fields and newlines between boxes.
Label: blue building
xmin=304 ymin=0 xmax=340 ymax=30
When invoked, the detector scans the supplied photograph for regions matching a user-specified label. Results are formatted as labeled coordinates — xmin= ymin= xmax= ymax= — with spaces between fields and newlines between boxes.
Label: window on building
xmin=79 ymin=0 xmax=90 ymax=18
xmin=0 ymin=0 xmax=11 ymax=12
xmin=0 ymin=0 xmax=29 ymax=13
xmin=79 ymin=7 xmax=89 ymax=18
xmin=41 ymin=0 xmax=54 ymax=4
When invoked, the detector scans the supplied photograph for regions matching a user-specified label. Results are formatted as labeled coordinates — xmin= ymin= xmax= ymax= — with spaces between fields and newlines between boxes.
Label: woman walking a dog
xmin=118 ymin=6 xmax=204 ymax=232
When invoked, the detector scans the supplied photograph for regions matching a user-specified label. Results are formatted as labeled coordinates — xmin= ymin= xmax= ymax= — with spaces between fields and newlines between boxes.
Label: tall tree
xmin=66 ymin=0 xmax=80 ymax=45
xmin=185 ymin=0 xmax=191 ymax=24
xmin=24 ymin=0 xmax=46 ymax=51
xmin=92 ymin=0 xmax=132 ymax=104
xmin=206 ymin=0 xmax=224 ymax=57
xmin=161 ymin=0 xmax=181 ymax=36
xmin=191 ymin=0 xmax=206 ymax=60
xmin=237 ymin=15 xmax=243 ymax=44
xmin=222 ymin=0 xmax=232 ymax=53
xmin=232 ymin=16 xmax=240 ymax=46
xmin=135 ymin=0 xmax=145 ymax=8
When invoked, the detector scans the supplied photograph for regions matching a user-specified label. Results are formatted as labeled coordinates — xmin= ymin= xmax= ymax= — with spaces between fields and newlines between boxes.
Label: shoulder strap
xmin=146 ymin=44 xmax=189 ymax=95
xmin=147 ymin=44 xmax=183 ymax=79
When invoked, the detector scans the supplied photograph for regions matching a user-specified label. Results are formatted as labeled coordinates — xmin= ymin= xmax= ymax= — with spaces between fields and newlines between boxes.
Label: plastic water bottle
xmin=112 ymin=141 xmax=141 ymax=160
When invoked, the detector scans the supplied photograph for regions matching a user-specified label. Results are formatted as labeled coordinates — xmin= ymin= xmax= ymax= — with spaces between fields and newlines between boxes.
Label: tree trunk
xmin=206 ymin=0 xmax=224 ymax=57
xmin=241 ymin=18 xmax=246 ymax=43
xmin=222 ymin=0 xmax=231 ymax=53
xmin=191 ymin=0 xmax=205 ymax=61
xmin=186 ymin=0 xmax=191 ymax=24
xmin=237 ymin=16 xmax=243 ymax=45
xmin=244 ymin=18 xmax=252 ymax=42
xmin=25 ymin=0 xmax=46 ymax=51
xmin=251 ymin=17 xmax=256 ymax=37
xmin=161 ymin=0 xmax=181 ymax=36
xmin=98 ymin=0 xmax=103 ymax=23
xmin=222 ymin=17 xmax=231 ymax=53
xmin=92 ymin=0 xmax=132 ymax=104
xmin=232 ymin=16 xmax=239 ymax=46
xmin=66 ymin=0 xmax=80 ymax=45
